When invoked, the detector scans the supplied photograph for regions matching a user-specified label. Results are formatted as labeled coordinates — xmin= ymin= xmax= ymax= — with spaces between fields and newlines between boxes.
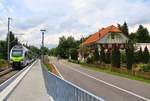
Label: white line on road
xmin=60 ymin=62 xmax=150 ymax=101
xmin=52 ymin=64 xmax=64 ymax=80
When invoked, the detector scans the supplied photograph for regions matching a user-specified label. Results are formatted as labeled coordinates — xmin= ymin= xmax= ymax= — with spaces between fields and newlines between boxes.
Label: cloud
xmin=0 ymin=0 xmax=150 ymax=48
xmin=45 ymin=31 xmax=85 ymax=45
xmin=129 ymin=23 xmax=150 ymax=33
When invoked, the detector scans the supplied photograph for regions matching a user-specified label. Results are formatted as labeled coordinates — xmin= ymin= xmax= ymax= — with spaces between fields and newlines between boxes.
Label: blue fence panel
xmin=42 ymin=64 xmax=105 ymax=101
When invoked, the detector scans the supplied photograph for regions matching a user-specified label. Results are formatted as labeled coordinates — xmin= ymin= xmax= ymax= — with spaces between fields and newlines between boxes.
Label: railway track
xmin=0 ymin=60 xmax=35 ymax=86
xmin=0 ymin=68 xmax=18 ymax=84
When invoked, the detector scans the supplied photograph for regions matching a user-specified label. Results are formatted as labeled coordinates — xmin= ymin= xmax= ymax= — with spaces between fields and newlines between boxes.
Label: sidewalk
xmin=6 ymin=60 xmax=51 ymax=101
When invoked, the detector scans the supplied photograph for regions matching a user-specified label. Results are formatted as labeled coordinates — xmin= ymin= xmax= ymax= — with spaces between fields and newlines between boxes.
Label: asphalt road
xmin=50 ymin=57 xmax=150 ymax=101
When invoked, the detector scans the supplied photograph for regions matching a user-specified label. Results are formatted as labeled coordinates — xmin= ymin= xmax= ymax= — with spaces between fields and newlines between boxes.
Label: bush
xmin=87 ymin=56 xmax=94 ymax=64
xmin=69 ymin=48 xmax=78 ymax=60
xmin=141 ymin=64 xmax=150 ymax=72
xmin=68 ymin=59 xmax=79 ymax=64
xmin=143 ymin=46 xmax=149 ymax=63
xmin=105 ymin=50 xmax=111 ymax=64
xmin=93 ymin=47 xmax=100 ymax=61
xmin=121 ymin=51 xmax=126 ymax=64
xmin=126 ymin=41 xmax=134 ymax=70
xmin=111 ymin=47 xmax=121 ymax=68
xmin=100 ymin=47 xmax=105 ymax=63
xmin=0 ymin=59 xmax=7 ymax=64
xmin=126 ymin=48 xmax=134 ymax=70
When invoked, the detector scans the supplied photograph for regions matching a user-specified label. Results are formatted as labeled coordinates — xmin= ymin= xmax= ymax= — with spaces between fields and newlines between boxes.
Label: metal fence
xmin=42 ymin=64 xmax=105 ymax=101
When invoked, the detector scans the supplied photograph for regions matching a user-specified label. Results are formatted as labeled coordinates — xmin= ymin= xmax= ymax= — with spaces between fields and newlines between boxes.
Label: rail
xmin=42 ymin=64 xmax=105 ymax=101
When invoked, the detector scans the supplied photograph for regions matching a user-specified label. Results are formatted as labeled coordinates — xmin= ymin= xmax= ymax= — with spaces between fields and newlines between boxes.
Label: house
xmin=83 ymin=25 xmax=128 ymax=50
xmin=135 ymin=43 xmax=150 ymax=51
xmin=78 ymin=25 xmax=128 ymax=61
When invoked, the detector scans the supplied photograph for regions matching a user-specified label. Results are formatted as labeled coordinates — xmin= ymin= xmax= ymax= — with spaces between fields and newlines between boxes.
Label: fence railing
xmin=42 ymin=64 xmax=105 ymax=101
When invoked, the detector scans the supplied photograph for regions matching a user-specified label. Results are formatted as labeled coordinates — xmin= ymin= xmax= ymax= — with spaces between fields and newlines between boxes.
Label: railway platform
xmin=6 ymin=60 xmax=51 ymax=101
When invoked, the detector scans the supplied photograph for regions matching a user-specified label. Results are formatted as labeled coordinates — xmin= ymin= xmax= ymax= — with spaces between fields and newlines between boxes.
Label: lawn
xmin=0 ymin=59 xmax=8 ymax=69
xmin=44 ymin=63 xmax=60 ymax=76
xmin=80 ymin=63 xmax=150 ymax=83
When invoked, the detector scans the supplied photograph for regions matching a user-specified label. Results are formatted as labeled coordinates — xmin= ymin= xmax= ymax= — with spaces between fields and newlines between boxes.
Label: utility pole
xmin=7 ymin=17 xmax=11 ymax=62
xmin=40 ymin=29 xmax=46 ymax=62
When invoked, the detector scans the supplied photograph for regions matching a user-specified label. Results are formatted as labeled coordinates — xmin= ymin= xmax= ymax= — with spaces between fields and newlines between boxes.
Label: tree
xmin=100 ymin=47 xmax=105 ymax=63
xmin=143 ymin=46 xmax=149 ymax=63
xmin=111 ymin=47 xmax=120 ymax=68
xmin=0 ymin=32 xmax=18 ymax=59
xmin=93 ymin=46 xmax=100 ymax=61
xmin=57 ymin=36 xmax=79 ymax=59
xmin=117 ymin=24 xmax=122 ymax=31
xmin=28 ymin=45 xmax=41 ymax=56
xmin=126 ymin=41 xmax=134 ymax=70
xmin=136 ymin=25 xmax=149 ymax=43
xmin=122 ymin=22 xmax=129 ymax=37
xmin=49 ymin=48 xmax=58 ymax=56
xmin=40 ymin=46 xmax=49 ymax=55
xmin=129 ymin=33 xmax=137 ymax=42
xmin=105 ymin=49 xmax=111 ymax=64
xmin=79 ymin=45 xmax=90 ymax=59
xmin=118 ymin=22 xmax=129 ymax=37
xmin=0 ymin=41 xmax=7 ymax=59
xmin=137 ymin=47 xmax=143 ymax=63
xmin=57 ymin=36 xmax=68 ymax=58
xmin=121 ymin=51 xmax=126 ymax=64
xmin=69 ymin=48 xmax=78 ymax=60
xmin=7 ymin=31 xmax=19 ymax=51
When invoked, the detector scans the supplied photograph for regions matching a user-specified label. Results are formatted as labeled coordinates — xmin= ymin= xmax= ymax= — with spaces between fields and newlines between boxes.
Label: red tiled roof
xmin=83 ymin=25 xmax=121 ymax=45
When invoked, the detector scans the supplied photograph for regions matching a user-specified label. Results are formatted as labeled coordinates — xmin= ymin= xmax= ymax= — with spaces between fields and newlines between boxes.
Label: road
xmin=51 ymin=57 xmax=150 ymax=101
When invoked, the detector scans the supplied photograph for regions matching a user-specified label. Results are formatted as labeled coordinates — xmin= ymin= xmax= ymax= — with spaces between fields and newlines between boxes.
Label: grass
xmin=44 ymin=62 xmax=60 ymax=76
xmin=69 ymin=60 xmax=150 ymax=84
xmin=44 ymin=63 xmax=52 ymax=72
xmin=0 ymin=59 xmax=8 ymax=69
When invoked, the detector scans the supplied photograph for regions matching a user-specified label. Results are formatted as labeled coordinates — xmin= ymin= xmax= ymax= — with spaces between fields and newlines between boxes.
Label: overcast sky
xmin=0 ymin=0 xmax=150 ymax=48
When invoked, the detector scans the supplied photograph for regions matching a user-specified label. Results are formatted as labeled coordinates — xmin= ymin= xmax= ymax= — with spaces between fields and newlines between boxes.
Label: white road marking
xmin=52 ymin=64 xmax=64 ymax=80
xmin=0 ymin=60 xmax=37 ymax=101
xmin=60 ymin=62 xmax=150 ymax=101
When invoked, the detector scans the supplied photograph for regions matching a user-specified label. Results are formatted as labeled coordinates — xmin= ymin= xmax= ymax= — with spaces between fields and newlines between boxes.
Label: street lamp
xmin=40 ymin=29 xmax=46 ymax=62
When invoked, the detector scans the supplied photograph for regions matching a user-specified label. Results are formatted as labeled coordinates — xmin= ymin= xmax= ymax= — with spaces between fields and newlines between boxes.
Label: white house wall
xmin=135 ymin=43 xmax=150 ymax=51
xmin=96 ymin=32 xmax=128 ymax=44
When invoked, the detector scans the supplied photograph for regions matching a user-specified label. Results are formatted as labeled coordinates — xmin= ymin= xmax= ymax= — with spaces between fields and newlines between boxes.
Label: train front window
xmin=12 ymin=50 xmax=23 ymax=57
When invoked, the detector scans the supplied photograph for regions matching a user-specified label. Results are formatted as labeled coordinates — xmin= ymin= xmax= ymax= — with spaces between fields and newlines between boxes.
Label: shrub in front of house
xmin=111 ymin=47 xmax=121 ymax=68
xmin=143 ymin=46 xmax=149 ymax=63
xmin=87 ymin=56 xmax=94 ymax=64
xmin=141 ymin=64 xmax=150 ymax=72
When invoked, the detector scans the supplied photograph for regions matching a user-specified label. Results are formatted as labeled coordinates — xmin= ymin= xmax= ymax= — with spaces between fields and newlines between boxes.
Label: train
xmin=10 ymin=45 xmax=34 ymax=70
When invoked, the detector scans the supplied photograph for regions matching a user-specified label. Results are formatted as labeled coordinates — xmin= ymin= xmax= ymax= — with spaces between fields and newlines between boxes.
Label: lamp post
xmin=40 ymin=29 xmax=46 ymax=62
